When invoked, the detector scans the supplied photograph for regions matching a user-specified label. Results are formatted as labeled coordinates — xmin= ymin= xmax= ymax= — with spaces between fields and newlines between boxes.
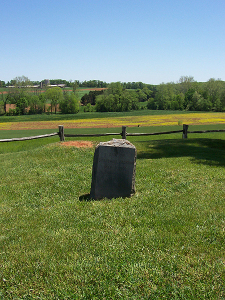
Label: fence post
xmin=183 ymin=124 xmax=188 ymax=139
xmin=58 ymin=125 xmax=65 ymax=141
xmin=122 ymin=126 xmax=127 ymax=139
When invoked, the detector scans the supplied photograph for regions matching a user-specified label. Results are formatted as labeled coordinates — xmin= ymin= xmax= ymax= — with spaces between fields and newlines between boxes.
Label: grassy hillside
xmin=0 ymin=130 xmax=224 ymax=299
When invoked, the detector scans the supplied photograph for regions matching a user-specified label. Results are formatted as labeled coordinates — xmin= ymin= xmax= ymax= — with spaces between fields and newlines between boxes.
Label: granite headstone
xmin=90 ymin=139 xmax=136 ymax=199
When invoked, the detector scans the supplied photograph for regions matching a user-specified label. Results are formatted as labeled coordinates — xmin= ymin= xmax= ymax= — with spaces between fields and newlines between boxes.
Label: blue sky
xmin=1 ymin=0 xmax=225 ymax=84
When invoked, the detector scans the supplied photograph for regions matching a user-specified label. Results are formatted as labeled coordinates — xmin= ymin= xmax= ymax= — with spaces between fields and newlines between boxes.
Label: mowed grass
xmin=1 ymin=123 xmax=225 ymax=154
xmin=0 ymin=112 xmax=224 ymax=298
xmin=0 ymin=126 xmax=225 ymax=299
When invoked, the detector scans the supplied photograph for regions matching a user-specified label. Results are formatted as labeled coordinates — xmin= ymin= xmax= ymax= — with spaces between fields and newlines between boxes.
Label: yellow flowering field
xmin=1 ymin=112 xmax=225 ymax=130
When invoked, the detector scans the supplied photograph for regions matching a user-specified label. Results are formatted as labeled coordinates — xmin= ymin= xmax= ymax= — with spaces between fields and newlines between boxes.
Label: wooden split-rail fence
xmin=1 ymin=124 xmax=225 ymax=143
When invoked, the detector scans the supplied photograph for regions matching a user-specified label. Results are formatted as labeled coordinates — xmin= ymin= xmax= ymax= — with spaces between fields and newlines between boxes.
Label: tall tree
xmin=205 ymin=78 xmax=223 ymax=105
xmin=59 ymin=92 xmax=79 ymax=114
xmin=106 ymin=82 xmax=123 ymax=96
xmin=95 ymin=82 xmax=138 ymax=112
xmin=178 ymin=76 xmax=196 ymax=94
xmin=45 ymin=87 xmax=63 ymax=114
xmin=5 ymin=76 xmax=32 ymax=114
xmin=0 ymin=80 xmax=6 ymax=87
xmin=72 ymin=80 xmax=79 ymax=93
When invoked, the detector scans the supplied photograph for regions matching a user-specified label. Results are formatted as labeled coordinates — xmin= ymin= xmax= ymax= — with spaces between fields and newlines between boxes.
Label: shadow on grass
xmin=136 ymin=138 xmax=225 ymax=167
xmin=79 ymin=194 xmax=92 ymax=201
xmin=79 ymin=194 xmax=104 ymax=202
xmin=79 ymin=193 xmax=132 ymax=201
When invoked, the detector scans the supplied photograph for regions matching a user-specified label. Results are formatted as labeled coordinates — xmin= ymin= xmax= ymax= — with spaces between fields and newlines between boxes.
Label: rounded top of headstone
xmin=98 ymin=139 xmax=136 ymax=149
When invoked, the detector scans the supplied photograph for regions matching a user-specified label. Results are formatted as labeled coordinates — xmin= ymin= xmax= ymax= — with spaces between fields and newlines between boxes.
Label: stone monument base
xmin=90 ymin=139 xmax=137 ymax=200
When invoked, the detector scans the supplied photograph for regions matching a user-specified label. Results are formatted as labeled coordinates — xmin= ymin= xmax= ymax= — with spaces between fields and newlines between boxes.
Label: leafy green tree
xmin=188 ymin=91 xmax=211 ymax=111
xmin=106 ymin=82 xmax=123 ymax=96
xmin=95 ymin=83 xmax=138 ymax=112
xmin=178 ymin=76 xmax=196 ymax=94
xmin=72 ymin=81 xmax=79 ymax=93
xmin=0 ymin=80 xmax=6 ymax=87
xmin=147 ymin=98 xmax=157 ymax=110
xmin=96 ymin=94 xmax=114 ymax=112
xmin=142 ymin=87 xmax=153 ymax=99
xmin=45 ymin=87 xmax=63 ymax=114
xmin=137 ymin=89 xmax=147 ymax=102
xmin=205 ymin=78 xmax=224 ymax=107
xmin=0 ymin=93 xmax=5 ymax=114
xmin=184 ymin=88 xmax=195 ymax=110
xmin=175 ymin=93 xmax=185 ymax=110
xmin=154 ymin=82 xmax=177 ymax=110
xmin=29 ymin=95 xmax=45 ymax=114
xmin=14 ymin=76 xmax=32 ymax=87
xmin=79 ymin=80 xmax=107 ymax=88
xmin=59 ymin=92 xmax=79 ymax=114
xmin=39 ymin=93 xmax=47 ymax=113
xmin=81 ymin=90 xmax=104 ymax=106
xmin=123 ymin=81 xmax=145 ymax=89
xmin=17 ymin=97 xmax=29 ymax=115
xmin=6 ymin=89 xmax=30 ymax=115
xmin=1 ymin=92 xmax=8 ymax=114
xmin=213 ymin=98 xmax=222 ymax=111
xmin=170 ymin=95 xmax=179 ymax=110
xmin=196 ymin=97 xmax=212 ymax=111
xmin=29 ymin=95 xmax=39 ymax=114
xmin=121 ymin=90 xmax=139 ymax=111
xmin=4 ymin=76 xmax=33 ymax=115
xmin=220 ymin=90 xmax=225 ymax=111
xmin=84 ymin=103 xmax=94 ymax=112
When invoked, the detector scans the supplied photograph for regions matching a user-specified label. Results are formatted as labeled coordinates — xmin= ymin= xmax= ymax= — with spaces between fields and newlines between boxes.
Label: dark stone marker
xmin=90 ymin=139 xmax=137 ymax=200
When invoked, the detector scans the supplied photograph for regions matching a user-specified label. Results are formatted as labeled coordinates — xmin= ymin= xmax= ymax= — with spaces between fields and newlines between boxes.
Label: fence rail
xmin=1 ymin=124 xmax=225 ymax=143
xmin=126 ymin=130 xmax=183 ymax=136
xmin=188 ymin=129 xmax=225 ymax=134
xmin=0 ymin=132 xmax=58 ymax=143
xmin=64 ymin=133 xmax=120 ymax=137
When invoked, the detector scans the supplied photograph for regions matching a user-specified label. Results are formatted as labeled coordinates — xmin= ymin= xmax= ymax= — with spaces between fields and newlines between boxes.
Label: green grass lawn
xmin=0 ymin=127 xmax=224 ymax=299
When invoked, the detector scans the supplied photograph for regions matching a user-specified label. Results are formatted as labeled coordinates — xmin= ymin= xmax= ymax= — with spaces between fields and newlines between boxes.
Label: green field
xmin=0 ymin=109 xmax=200 ymax=124
xmin=0 ymin=113 xmax=224 ymax=299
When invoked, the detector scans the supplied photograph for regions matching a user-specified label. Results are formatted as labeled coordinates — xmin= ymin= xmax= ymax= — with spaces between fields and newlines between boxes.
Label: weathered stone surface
xmin=90 ymin=139 xmax=137 ymax=199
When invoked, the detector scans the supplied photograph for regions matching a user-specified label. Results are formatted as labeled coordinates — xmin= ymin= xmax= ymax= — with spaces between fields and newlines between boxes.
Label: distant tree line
xmin=1 ymin=78 xmax=158 ymax=91
xmin=146 ymin=77 xmax=225 ymax=111
xmin=1 ymin=78 xmax=157 ymax=90
xmin=1 ymin=77 xmax=79 ymax=115
xmin=1 ymin=76 xmax=225 ymax=115
xmin=79 ymin=77 xmax=225 ymax=113
xmin=1 ymin=78 xmax=109 ymax=88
